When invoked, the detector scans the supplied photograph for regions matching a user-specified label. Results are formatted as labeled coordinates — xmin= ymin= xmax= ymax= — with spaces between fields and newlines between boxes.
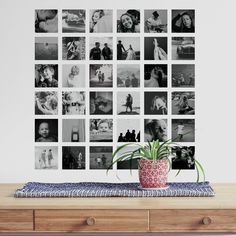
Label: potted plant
xmin=108 ymin=139 xmax=205 ymax=189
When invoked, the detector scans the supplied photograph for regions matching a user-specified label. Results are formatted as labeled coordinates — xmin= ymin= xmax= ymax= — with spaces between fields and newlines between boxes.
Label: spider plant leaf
xmin=112 ymin=143 xmax=133 ymax=158
xmin=175 ymin=169 xmax=181 ymax=177
xmin=195 ymin=160 xmax=205 ymax=182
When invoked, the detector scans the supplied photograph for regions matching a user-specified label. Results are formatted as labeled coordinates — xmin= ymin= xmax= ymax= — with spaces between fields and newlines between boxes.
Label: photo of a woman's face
xmin=43 ymin=68 xmax=53 ymax=79
xmin=93 ymin=12 xmax=100 ymax=22
xmin=121 ymin=14 xmax=133 ymax=29
xmin=182 ymin=14 xmax=191 ymax=28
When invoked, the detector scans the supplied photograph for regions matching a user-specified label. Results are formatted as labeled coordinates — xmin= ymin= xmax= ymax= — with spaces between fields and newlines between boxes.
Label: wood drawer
xmin=0 ymin=210 xmax=33 ymax=232
xmin=150 ymin=209 xmax=236 ymax=232
xmin=35 ymin=209 xmax=149 ymax=232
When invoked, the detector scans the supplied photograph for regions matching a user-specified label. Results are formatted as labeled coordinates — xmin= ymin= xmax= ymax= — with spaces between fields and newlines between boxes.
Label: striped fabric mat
xmin=14 ymin=182 xmax=214 ymax=198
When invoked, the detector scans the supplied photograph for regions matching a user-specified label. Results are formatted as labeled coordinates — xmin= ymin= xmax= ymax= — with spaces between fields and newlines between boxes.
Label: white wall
xmin=0 ymin=0 xmax=236 ymax=183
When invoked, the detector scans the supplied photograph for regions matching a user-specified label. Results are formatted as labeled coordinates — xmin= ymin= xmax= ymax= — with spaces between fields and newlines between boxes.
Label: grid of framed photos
xmin=34 ymin=9 xmax=195 ymax=172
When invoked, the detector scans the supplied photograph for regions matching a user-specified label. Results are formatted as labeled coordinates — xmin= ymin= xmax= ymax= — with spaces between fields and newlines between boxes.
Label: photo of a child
xmin=35 ymin=119 xmax=58 ymax=142
xmin=35 ymin=92 xmax=58 ymax=115
xmin=90 ymin=119 xmax=113 ymax=142
xmin=35 ymin=64 xmax=58 ymax=88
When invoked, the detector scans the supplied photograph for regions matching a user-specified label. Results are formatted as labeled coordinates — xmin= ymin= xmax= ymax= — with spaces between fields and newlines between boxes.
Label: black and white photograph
xmin=90 ymin=92 xmax=113 ymax=115
xmin=35 ymin=10 xmax=58 ymax=33
xmin=35 ymin=37 xmax=58 ymax=60
xmin=89 ymin=10 xmax=113 ymax=33
xmin=117 ymin=9 xmax=140 ymax=33
xmin=35 ymin=119 xmax=58 ymax=142
xmin=144 ymin=10 xmax=167 ymax=33
xmin=117 ymin=92 xmax=140 ymax=115
xmin=90 ymin=119 xmax=113 ymax=142
xmin=117 ymin=64 xmax=140 ymax=88
xmin=144 ymin=92 xmax=168 ymax=115
xmin=62 ymin=10 xmax=86 ymax=33
xmin=90 ymin=64 xmax=113 ymax=87
xmin=144 ymin=119 xmax=168 ymax=142
xmin=62 ymin=92 xmax=86 ymax=115
xmin=62 ymin=37 xmax=85 ymax=60
xmin=35 ymin=64 xmax=58 ymax=88
xmin=35 ymin=146 xmax=58 ymax=169
xmin=89 ymin=37 xmax=113 ymax=60
xmin=62 ymin=146 xmax=85 ymax=169
xmin=144 ymin=64 xmax=167 ymax=87
xmin=62 ymin=119 xmax=85 ymax=142
xmin=172 ymin=119 xmax=195 ymax=142
xmin=172 ymin=10 xmax=195 ymax=33
xmin=171 ymin=146 xmax=195 ymax=169
xmin=144 ymin=37 xmax=167 ymax=60
xmin=62 ymin=64 xmax=86 ymax=88
xmin=35 ymin=91 xmax=58 ymax=115
xmin=117 ymin=119 xmax=140 ymax=142
xmin=172 ymin=64 xmax=195 ymax=87
xmin=90 ymin=146 xmax=113 ymax=169
xmin=117 ymin=37 xmax=140 ymax=60
xmin=116 ymin=146 xmax=139 ymax=169
xmin=172 ymin=37 xmax=195 ymax=60
xmin=172 ymin=92 xmax=195 ymax=115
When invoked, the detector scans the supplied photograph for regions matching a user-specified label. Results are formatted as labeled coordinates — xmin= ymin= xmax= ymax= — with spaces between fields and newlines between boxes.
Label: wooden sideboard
xmin=0 ymin=183 xmax=236 ymax=233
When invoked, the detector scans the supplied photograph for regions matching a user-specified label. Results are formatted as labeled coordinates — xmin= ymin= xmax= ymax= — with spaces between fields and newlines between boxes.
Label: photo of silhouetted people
xmin=117 ymin=119 xmax=140 ymax=142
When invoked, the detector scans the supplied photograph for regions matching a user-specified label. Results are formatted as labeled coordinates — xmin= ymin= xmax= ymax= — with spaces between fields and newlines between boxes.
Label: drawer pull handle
xmin=86 ymin=217 xmax=96 ymax=226
xmin=202 ymin=217 xmax=212 ymax=225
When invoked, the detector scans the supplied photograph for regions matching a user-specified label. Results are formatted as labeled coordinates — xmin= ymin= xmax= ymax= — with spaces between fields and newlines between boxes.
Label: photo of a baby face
xmin=38 ymin=122 xmax=49 ymax=138
xmin=98 ymin=122 xmax=109 ymax=132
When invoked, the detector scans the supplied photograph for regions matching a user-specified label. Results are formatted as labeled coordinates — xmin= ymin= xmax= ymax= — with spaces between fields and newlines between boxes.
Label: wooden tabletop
xmin=0 ymin=183 xmax=235 ymax=210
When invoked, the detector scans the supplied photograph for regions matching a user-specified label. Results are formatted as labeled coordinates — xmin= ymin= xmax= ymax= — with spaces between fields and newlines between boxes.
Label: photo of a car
xmin=172 ymin=37 xmax=195 ymax=60
xmin=177 ymin=39 xmax=195 ymax=58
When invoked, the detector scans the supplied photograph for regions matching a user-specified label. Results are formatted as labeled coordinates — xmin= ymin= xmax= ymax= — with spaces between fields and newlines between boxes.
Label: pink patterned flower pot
xmin=138 ymin=159 xmax=168 ymax=189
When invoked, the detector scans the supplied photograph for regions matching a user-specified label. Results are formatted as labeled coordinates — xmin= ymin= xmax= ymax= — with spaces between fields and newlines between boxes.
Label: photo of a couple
xmin=117 ymin=38 xmax=140 ymax=60
xmin=89 ymin=37 xmax=113 ymax=60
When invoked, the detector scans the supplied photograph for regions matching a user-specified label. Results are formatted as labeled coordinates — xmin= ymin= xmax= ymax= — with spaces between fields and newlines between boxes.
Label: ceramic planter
xmin=138 ymin=159 xmax=168 ymax=189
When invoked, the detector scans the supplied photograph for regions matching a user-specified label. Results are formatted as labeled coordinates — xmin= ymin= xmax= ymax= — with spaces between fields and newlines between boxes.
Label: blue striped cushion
xmin=14 ymin=182 xmax=214 ymax=198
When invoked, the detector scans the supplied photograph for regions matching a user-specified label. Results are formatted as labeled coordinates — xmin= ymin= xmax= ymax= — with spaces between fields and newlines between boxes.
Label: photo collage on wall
xmin=34 ymin=9 xmax=195 ymax=171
